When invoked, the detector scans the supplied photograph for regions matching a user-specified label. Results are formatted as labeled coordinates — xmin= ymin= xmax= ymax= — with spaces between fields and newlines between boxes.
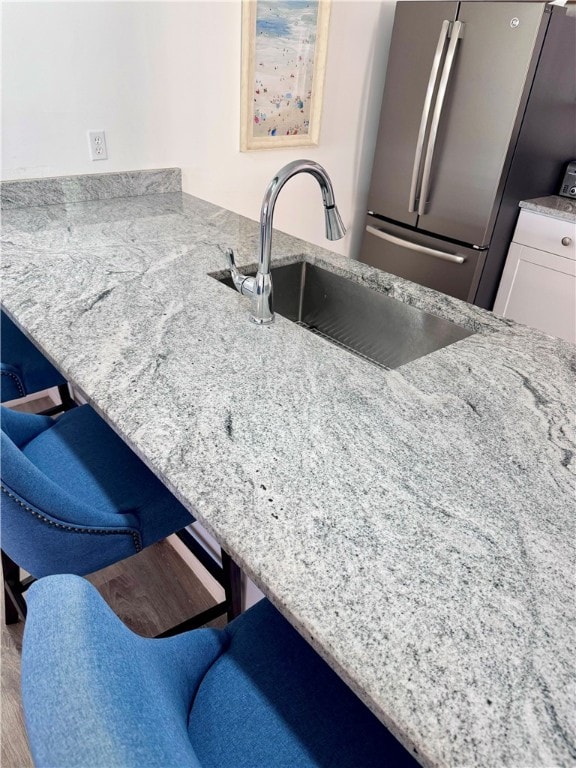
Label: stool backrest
xmin=1 ymin=312 xmax=64 ymax=401
xmin=0 ymin=407 xmax=139 ymax=578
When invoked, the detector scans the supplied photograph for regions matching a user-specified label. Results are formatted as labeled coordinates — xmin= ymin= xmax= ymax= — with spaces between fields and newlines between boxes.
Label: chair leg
xmin=157 ymin=601 xmax=230 ymax=638
xmin=3 ymin=582 xmax=19 ymax=625
xmin=57 ymin=383 xmax=76 ymax=411
xmin=38 ymin=384 xmax=76 ymax=416
xmin=158 ymin=531 xmax=243 ymax=637
xmin=1 ymin=549 xmax=28 ymax=624
xmin=222 ymin=551 xmax=242 ymax=621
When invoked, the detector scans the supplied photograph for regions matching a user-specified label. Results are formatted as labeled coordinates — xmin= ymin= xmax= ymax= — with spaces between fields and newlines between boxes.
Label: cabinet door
xmin=493 ymin=243 xmax=576 ymax=343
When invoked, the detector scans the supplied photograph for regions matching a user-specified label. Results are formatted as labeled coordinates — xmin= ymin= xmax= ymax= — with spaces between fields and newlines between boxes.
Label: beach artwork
xmin=241 ymin=0 xmax=331 ymax=150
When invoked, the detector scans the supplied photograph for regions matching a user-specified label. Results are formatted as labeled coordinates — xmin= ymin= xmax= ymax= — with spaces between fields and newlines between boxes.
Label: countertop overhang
xmin=1 ymin=173 xmax=574 ymax=768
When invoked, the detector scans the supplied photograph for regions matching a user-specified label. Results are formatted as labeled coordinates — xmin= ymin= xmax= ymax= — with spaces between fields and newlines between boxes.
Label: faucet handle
xmin=224 ymin=247 xmax=236 ymax=270
xmin=225 ymin=248 xmax=254 ymax=297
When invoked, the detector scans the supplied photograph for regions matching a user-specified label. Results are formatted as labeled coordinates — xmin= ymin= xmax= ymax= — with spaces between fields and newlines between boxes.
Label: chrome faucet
xmin=226 ymin=160 xmax=346 ymax=324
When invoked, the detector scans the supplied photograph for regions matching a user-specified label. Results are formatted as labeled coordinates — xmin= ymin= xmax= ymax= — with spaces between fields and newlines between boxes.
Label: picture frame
xmin=240 ymin=0 xmax=331 ymax=151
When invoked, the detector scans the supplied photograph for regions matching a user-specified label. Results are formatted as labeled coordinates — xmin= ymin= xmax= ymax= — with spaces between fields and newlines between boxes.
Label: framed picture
xmin=240 ymin=0 xmax=331 ymax=151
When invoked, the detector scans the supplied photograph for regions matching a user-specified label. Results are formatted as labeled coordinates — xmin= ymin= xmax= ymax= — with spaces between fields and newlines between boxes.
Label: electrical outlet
xmin=88 ymin=130 xmax=108 ymax=161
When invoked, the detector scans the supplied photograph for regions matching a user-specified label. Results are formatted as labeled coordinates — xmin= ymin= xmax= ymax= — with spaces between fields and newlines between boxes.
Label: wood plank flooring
xmin=1 ymin=539 xmax=226 ymax=768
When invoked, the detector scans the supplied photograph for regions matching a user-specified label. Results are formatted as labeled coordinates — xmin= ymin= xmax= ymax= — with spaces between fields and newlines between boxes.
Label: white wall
xmin=1 ymin=0 xmax=395 ymax=257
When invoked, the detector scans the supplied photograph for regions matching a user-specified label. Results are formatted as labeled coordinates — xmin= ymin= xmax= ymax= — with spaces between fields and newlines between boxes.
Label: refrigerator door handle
xmin=365 ymin=225 xmax=466 ymax=264
xmin=418 ymin=20 xmax=465 ymax=216
xmin=408 ymin=19 xmax=452 ymax=214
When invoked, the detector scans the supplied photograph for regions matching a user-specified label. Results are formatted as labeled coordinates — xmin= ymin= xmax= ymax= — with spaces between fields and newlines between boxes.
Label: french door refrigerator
xmin=358 ymin=1 xmax=575 ymax=308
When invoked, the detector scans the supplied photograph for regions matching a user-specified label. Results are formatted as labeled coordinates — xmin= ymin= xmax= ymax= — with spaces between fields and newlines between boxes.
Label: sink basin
xmin=218 ymin=261 xmax=473 ymax=369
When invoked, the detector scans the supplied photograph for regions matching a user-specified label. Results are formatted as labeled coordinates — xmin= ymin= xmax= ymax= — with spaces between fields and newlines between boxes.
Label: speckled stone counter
xmin=520 ymin=194 xmax=576 ymax=223
xmin=2 ymin=172 xmax=575 ymax=768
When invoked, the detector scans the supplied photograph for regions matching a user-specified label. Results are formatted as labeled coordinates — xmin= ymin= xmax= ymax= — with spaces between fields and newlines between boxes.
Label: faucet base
xmin=249 ymin=314 xmax=275 ymax=325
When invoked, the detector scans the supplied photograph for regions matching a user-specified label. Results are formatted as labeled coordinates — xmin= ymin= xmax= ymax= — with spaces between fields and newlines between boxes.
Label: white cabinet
xmin=493 ymin=208 xmax=576 ymax=343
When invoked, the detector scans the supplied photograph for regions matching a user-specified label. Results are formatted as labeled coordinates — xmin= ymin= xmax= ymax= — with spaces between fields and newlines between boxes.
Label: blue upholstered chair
xmin=22 ymin=574 xmax=419 ymax=768
xmin=1 ymin=310 xmax=74 ymax=413
xmin=0 ymin=404 xmax=240 ymax=630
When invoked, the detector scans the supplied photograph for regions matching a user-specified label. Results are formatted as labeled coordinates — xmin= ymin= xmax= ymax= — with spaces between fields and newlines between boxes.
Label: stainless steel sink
xmin=219 ymin=261 xmax=473 ymax=369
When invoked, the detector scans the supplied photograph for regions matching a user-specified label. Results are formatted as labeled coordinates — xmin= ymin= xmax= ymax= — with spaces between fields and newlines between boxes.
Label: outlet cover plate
xmin=88 ymin=130 xmax=108 ymax=161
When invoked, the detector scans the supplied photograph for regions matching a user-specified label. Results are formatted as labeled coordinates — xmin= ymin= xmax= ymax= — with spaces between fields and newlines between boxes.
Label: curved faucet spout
xmin=226 ymin=161 xmax=346 ymax=325
xmin=252 ymin=160 xmax=346 ymax=325
xmin=259 ymin=160 xmax=346 ymax=276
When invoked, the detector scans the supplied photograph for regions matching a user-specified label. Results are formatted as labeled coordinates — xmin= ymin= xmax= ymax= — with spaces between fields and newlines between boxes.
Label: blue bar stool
xmin=22 ymin=574 xmax=419 ymax=768
xmin=1 ymin=310 xmax=74 ymax=414
xmin=0 ymin=404 xmax=241 ymax=630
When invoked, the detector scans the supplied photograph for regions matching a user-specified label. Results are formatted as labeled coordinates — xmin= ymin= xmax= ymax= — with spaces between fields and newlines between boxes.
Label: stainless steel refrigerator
xmin=358 ymin=1 xmax=576 ymax=308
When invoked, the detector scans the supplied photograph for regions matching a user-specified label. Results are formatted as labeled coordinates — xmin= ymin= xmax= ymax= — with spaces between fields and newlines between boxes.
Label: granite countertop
xmin=1 ymin=170 xmax=575 ymax=768
xmin=520 ymin=194 xmax=576 ymax=223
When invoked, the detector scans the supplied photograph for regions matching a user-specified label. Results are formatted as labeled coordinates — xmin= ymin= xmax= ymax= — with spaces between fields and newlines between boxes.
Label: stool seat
xmin=22 ymin=575 xmax=419 ymax=768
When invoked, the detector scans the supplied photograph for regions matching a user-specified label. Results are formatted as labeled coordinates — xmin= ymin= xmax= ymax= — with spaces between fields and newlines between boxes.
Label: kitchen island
xmin=2 ymin=169 xmax=574 ymax=768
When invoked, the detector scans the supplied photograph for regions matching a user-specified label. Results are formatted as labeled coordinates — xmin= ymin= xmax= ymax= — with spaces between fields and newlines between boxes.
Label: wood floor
xmin=1 ymin=539 xmax=226 ymax=768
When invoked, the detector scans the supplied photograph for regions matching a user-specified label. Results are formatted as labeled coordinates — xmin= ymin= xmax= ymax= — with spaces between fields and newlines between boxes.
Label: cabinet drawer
xmin=514 ymin=210 xmax=576 ymax=260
